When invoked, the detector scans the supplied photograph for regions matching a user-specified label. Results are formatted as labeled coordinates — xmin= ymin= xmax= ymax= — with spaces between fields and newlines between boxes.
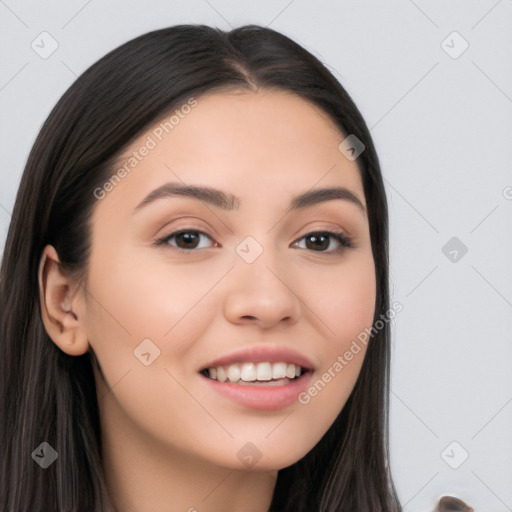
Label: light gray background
xmin=1 ymin=1 xmax=511 ymax=510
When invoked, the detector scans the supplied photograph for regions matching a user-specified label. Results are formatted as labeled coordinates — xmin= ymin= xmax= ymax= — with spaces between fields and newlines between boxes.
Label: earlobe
xmin=38 ymin=245 xmax=89 ymax=356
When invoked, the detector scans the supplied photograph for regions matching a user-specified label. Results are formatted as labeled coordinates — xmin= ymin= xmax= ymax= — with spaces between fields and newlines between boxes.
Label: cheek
xmin=319 ymin=256 xmax=377 ymax=343
xmin=295 ymin=257 xmax=376 ymax=436
xmin=81 ymin=249 xmax=225 ymax=411
xmin=84 ymin=248 xmax=220 ymax=346
xmin=82 ymin=254 xmax=217 ymax=448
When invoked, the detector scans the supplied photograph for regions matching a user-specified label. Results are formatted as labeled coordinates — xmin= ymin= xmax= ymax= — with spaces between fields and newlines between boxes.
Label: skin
xmin=38 ymin=89 xmax=376 ymax=512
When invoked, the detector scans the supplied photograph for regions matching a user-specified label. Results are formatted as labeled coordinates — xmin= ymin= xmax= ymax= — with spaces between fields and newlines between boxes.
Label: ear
xmin=38 ymin=245 xmax=89 ymax=356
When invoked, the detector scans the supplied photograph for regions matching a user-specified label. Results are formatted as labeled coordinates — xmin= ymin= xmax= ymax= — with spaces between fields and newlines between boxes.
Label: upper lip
xmin=200 ymin=346 xmax=316 ymax=372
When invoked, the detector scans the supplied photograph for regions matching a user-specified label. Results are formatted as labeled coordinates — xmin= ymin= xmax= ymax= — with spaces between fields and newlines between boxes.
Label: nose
xmin=223 ymin=253 xmax=301 ymax=330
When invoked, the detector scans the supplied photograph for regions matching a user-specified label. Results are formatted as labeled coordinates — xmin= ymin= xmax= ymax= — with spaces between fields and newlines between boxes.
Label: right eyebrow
xmin=133 ymin=183 xmax=240 ymax=213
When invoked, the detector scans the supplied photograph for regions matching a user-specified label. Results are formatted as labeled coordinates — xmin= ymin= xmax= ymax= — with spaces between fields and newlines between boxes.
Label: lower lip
xmin=200 ymin=371 xmax=314 ymax=411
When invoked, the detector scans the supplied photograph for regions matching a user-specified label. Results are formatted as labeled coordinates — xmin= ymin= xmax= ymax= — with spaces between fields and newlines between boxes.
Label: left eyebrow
xmin=287 ymin=187 xmax=366 ymax=216
xmin=132 ymin=182 xmax=366 ymax=216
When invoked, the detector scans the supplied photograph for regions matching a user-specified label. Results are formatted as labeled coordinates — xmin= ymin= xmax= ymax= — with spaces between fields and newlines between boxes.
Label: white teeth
xmin=240 ymin=362 xmax=257 ymax=381
xmin=227 ymin=364 xmax=241 ymax=382
xmin=256 ymin=362 xmax=272 ymax=381
xmin=216 ymin=366 xmax=227 ymax=383
xmin=205 ymin=362 xmax=305 ymax=383
xmin=273 ymin=362 xmax=287 ymax=379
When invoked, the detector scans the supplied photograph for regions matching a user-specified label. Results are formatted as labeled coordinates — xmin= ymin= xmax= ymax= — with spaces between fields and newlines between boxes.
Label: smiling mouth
xmin=200 ymin=361 xmax=308 ymax=385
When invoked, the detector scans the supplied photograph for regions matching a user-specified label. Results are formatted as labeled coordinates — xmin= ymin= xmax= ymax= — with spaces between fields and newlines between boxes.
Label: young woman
xmin=0 ymin=24 xmax=402 ymax=511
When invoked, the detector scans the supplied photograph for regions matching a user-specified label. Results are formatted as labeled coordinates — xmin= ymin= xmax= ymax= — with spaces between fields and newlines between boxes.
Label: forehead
xmin=94 ymin=89 xmax=365 ymax=215
xmin=158 ymin=88 xmax=347 ymax=156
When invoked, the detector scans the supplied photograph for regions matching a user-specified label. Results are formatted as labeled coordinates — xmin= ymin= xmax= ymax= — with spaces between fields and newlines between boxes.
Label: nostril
xmin=437 ymin=496 xmax=474 ymax=512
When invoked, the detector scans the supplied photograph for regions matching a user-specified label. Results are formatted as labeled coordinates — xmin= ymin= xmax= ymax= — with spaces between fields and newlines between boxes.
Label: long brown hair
xmin=0 ymin=24 xmax=401 ymax=511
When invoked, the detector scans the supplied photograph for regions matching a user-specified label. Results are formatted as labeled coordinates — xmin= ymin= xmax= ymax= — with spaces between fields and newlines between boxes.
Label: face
xmin=80 ymin=89 xmax=376 ymax=471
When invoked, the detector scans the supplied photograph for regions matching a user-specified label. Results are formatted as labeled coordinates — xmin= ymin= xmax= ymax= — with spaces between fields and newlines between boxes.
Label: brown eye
xmin=294 ymin=231 xmax=352 ymax=253
xmin=174 ymin=231 xmax=201 ymax=249
xmin=304 ymin=233 xmax=330 ymax=251
xmin=156 ymin=230 xmax=216 ymax=253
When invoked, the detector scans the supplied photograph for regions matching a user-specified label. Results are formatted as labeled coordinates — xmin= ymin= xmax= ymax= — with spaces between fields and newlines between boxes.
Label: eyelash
xmin=154 ymin=228 xmax=354 ymax=256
